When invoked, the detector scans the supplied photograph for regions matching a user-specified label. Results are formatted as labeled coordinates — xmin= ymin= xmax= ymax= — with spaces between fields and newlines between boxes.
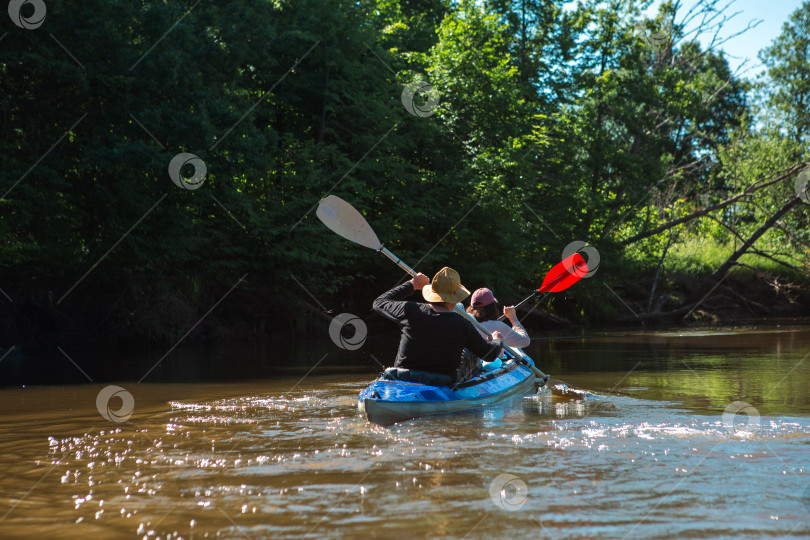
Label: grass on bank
xmin=668 ymin=238 xmax=810 ymax=283
xmin=547 ymin=236 xmax=810 ymax=326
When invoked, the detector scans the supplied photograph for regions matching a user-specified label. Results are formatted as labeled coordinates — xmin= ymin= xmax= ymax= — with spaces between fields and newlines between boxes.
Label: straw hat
xmin=422 ymin=267 xmax=471 ymax=304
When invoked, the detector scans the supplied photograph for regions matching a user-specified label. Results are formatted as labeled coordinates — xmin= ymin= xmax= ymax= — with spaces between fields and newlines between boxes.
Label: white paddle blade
xmin=316 ymin=195 xmax=383 ymax=251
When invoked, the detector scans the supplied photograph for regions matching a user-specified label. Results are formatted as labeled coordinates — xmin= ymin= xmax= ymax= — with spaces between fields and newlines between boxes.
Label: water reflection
xmin=0 ymin=325 xmax=809 ymax=538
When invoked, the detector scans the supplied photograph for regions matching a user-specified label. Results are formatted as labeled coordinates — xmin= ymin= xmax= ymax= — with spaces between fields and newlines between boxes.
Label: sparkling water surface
xmin=1 ymin=325 xmax=809 ymax=539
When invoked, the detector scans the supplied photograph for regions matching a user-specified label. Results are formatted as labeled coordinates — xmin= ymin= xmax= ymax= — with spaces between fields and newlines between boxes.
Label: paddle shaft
xmin=380 ymin=247 xmax=416 ymax=276
xmin=380 ymin=246 xmax=548 ymax=380
xmin=513 ymin=291 xmax=538 ymax=310
xmin=496 ymin=290 xmax=549 ymax=321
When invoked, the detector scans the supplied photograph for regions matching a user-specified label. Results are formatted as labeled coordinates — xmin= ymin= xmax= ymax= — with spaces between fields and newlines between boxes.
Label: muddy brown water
xmin=1 ymin=325 xmax=809 ymax=539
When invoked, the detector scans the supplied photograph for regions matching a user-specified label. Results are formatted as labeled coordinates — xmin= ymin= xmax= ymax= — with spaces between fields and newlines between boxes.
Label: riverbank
xmin=544 ymin=264 xmax=810 ymax=328
xmin=3 ymin=260 xmax=809 ymax=355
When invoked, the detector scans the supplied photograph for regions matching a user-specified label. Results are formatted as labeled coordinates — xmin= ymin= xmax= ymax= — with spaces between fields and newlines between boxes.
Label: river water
xmin=1 ymin=325 xmax=809 ymax=539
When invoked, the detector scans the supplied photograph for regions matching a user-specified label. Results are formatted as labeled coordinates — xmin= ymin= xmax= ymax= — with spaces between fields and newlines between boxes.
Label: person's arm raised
xmin=372 ymin=273 xmax=429 ymax=321
xmin=501 ymin=307 xmax=530 ymax=347
xmin=409 ymin=273 xmax=429 ymax=291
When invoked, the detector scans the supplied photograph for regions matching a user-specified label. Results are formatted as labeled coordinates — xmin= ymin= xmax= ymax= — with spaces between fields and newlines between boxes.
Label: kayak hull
xmin=358 ymin=360 xmax=539 ymax=425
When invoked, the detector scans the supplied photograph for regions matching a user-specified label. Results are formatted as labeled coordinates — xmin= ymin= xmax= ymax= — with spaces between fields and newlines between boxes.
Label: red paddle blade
xmin=538 ymin=253 xmax=588 ymax=293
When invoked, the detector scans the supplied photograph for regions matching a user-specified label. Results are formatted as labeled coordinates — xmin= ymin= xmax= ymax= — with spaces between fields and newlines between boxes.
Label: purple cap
xmin=471 ymin=288 xmax=497 ymax=308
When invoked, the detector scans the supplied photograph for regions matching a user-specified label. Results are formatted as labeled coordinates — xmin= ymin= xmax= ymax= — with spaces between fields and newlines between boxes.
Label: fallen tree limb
xmin=621 ymin=162 xmax=808 ymax=245
xmin=615 ymin=195 xmax=804 ymax=324
xmin=688 ymin=195 xmax=803 ymax=303
xmin=742 ymin=198 xmax=810 ymax=258
xmin=720 ymin=284 xmax=769 ymax=314
xmin=708 ymin=215 xmax=810 ymax=277
xmin=647 ymin=229 xmax=677 ymax=312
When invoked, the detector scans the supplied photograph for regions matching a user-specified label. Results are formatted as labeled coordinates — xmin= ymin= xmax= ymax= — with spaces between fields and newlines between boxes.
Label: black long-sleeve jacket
xmin=372 ymin=282 xmax=503 ymax=378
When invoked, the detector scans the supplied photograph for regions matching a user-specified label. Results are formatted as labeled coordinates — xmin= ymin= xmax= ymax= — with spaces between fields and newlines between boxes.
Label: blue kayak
xmin=358 ymin=356 xmax=544 ymax=425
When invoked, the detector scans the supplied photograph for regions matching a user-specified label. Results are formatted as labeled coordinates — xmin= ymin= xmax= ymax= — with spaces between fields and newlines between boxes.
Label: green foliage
xmin=759 ymin=1 xmax=810 ymax=148
xmin=0 ymin=0 xmax=807 ymax=345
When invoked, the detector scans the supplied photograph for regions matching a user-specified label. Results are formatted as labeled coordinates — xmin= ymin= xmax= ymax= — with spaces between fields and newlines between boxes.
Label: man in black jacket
xmin=373 ymin=267 xmax=503 ymax=383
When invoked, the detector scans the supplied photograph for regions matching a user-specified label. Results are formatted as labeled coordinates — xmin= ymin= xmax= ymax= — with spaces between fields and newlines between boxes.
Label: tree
xmin=760 ymin=1 xmax=810 ymax=150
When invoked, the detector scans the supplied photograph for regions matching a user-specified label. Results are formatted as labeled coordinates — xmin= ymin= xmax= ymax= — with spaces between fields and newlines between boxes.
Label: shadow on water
xmin=0 ymin=333 xmax=394 ymax=386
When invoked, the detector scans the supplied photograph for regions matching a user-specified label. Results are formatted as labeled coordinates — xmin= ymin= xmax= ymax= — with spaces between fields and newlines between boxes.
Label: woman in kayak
xmin=466 ymin=288 xmax=530 ymax=350
xmin=373 ymin=267 xmax=503 ymax=383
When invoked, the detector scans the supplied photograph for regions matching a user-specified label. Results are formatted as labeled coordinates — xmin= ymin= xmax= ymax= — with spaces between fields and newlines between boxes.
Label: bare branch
xmin=621 ymin=162 xmax=808 ymax=245
xmin=709 ymin=215 xmax=810 ymax=277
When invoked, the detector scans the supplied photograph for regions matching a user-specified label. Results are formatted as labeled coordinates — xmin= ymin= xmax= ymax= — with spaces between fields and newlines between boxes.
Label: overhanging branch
xmin=621 ymin=162 xmax=808 ymax=245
